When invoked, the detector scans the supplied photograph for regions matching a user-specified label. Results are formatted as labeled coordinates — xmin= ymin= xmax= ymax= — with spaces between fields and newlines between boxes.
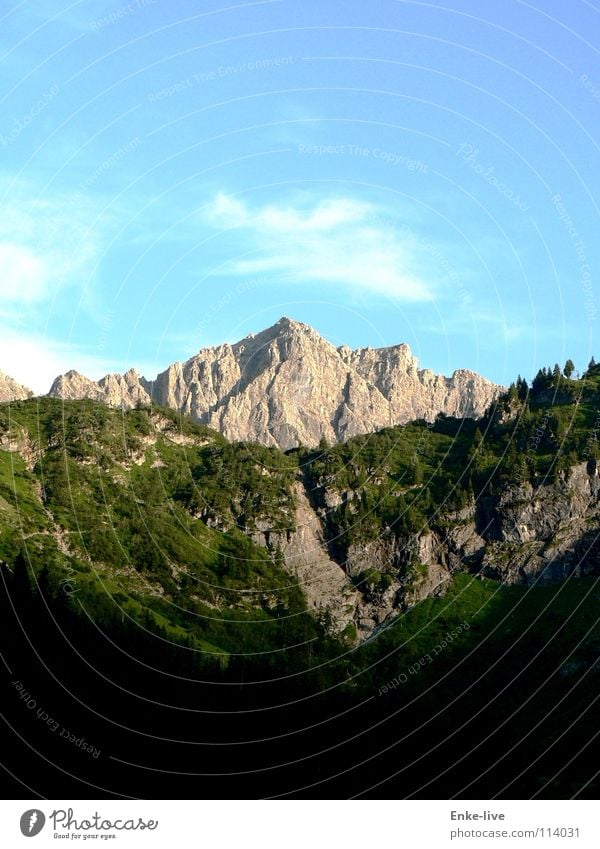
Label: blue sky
xmin=1 ymin=0 xmax=598 ymax=392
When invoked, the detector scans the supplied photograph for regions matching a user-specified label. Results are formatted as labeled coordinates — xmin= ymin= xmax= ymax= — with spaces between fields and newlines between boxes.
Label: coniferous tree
xmin=532 ymin=369 xmax=547 ymax=394
xmin=11 ymin=550 xmax=31 ymax=600
xmin=413 ymin=459 xmax=424 ymax=485
xmin=517 ymin=377 xmax=529 ymax=400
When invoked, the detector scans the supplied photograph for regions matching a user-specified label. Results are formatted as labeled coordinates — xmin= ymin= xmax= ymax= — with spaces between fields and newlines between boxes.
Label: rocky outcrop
xmin=48 ymin=370 xmax=102 ymax=402
xmin=476 ymin=461 xmax=600 ymax=584
xmin=293 ymin=461 xmax=600 ymax=639
xmin=48 ymin=317 xmax=501 ymax=449
xmin=48 ymin=368 xmax=150 ymax=408
xmin=0 ymin=370 xmax=33 ymax=402
xmin=0 ymin=426 xmax=40 ymax=470
xmin=253 ymin=482 xmax=361 ymax=636
xmin=252 ymin=483 xmax=415 ymax=638
xmin=342 ymin=343 xmax=497 ymax=426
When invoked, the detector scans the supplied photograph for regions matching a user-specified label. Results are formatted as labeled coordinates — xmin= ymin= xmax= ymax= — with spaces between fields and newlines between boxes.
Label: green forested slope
xmin=1 ymin=361 xmax=599 ymax=669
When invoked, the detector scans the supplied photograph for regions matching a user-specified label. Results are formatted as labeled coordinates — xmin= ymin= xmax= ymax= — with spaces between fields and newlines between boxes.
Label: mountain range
xmin=2 ymin=353 xmax=599 ymax=798
xmin=2 ymin=361 xmax=598 ymax=643
xmin=3 ymin=318 xmax=501 ymax=449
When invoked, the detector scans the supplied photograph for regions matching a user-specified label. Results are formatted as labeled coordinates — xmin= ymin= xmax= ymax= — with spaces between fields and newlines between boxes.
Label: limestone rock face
xmin=0 ymin=370 xmax=33 ymax=402
xmin=253 ymin=483 xmax=410 ymax=638
xmin=48 ymin=370 xmax=103 ymax=402
xmin=477 ymin=461 xmax=600 ymax=585
xmin=49 ymin=368 xmax=151 ymax=408
xmin=300 ymin=460 xmax=600 ymax=639
xmin=48 ymin=317 xmax=501 ymax=449
xmin=264 ymin=483 xmax=361 ymax=635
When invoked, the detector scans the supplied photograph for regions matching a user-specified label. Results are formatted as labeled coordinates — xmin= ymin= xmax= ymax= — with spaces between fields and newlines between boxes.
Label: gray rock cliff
xmin=48 ymin=368 xmax=150 ymax=408
xmin=48 ymin=318 xmax=501 ymax=449
xmin=0 ymin=370 xmax=33 ymax=403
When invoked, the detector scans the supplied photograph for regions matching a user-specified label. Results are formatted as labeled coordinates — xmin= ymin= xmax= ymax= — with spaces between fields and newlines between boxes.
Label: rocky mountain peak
xmin=275 ymin=315 xmax=304 ymax=330
xmin=49 ymin=368 xmax=151 ymax=408
xmin=0 ymin=370 xmax=33 ymax=403
xmin=46 ymin=319 xmax=502 ymax=449
xmin=232 ymin=316 xmax=329 ymax=356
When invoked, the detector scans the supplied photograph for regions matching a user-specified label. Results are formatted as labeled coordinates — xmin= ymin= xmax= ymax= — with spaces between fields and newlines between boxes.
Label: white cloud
xmin=0 ymin=179 xmax=109 ymax=315
xmin=0 ymin=330 xmax=128 ymax=395
xmin=0 ymin=178 xmax=142 ymax=393
xmin=204 ymin=193 xmax=433 ymax=302
xmin=0 ymin=330 xmax=161 ymax=396
xmin=0 ymin=244 xmax=47 ymax=302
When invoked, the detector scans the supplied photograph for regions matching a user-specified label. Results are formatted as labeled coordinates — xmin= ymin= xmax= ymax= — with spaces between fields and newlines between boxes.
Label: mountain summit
xmin=0 ymin=370 xmax=33 ymax=403
xmin=47 ymin=318 xmax=500 ymax=449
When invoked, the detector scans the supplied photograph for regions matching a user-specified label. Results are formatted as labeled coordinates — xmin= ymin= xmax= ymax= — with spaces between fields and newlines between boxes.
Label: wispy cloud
xmin=417 ymin=307 xmax=533 ymax=350
xmin=0 ymin=177 xmax=126 ymax=389
xmin=0 ymin=178 xmax=111 ymax=315
xmin=204 ymin=193 xmax=434 ymax=301
xmin=0 ymin=244 xmax=47 ymax=303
